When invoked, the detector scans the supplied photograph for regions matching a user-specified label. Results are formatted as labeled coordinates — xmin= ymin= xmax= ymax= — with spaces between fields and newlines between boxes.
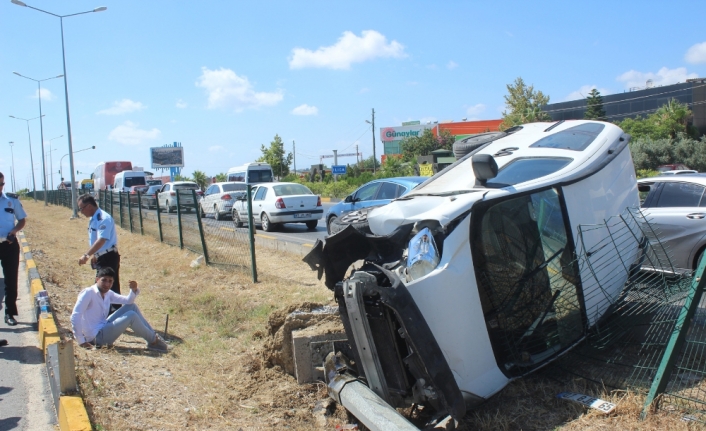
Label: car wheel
xmin=199 ymin=204 xmax=206 ymax=218
xmin=167 ymin=201 xmax=174 ymax=213
xmin=329 ymin=208 xmax=375 ymax=235
xmin=326 ymin=215 xmax=338 ymax=235
xmin=233 ymin=210 xmax=244 ymax=228
xmin=305 ymin=220 xmax=318 ymax=230
xmin=453 ymin=131 xmax=507 ymax=159
xmin=261 ymin=213 xmax=275 ymax=232
xmin=214 ymin=205 xmax=222 ymax=221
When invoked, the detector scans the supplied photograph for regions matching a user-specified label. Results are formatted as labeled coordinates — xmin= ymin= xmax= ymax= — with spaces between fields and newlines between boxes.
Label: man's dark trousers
xmin=0 ymin=240 xmax=20 ymax=317
xmin=95 ymin=250 xmax=121 ymax=295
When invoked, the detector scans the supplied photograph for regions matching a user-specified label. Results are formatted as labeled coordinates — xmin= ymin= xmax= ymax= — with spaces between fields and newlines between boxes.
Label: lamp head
xmin=11 ymin=0 xmax=27 ymax=6
xmin=93 ymin=6 xmax=107 ymax=12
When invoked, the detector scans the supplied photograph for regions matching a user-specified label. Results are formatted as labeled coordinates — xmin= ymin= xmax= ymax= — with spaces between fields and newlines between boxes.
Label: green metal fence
xmin=45 ymin=188 xmax=257 ymax=281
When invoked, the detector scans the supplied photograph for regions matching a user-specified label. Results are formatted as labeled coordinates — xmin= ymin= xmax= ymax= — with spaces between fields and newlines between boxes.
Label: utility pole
xmin=355 ymin=144 xmax=359 ymax=166
xmin=293 ymin=140 xmax=296 ymax=177
xmin=366 ymin=109 xmax=376 ymax=174
xmin=333 ymin=149 xmax=338 ymax=182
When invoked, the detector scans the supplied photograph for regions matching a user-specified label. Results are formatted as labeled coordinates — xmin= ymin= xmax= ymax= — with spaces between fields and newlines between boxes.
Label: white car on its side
xmin=200 ymin=182 xmax=247 ymax=221
xmin=231 ymin=182 xmax=323 ymax=231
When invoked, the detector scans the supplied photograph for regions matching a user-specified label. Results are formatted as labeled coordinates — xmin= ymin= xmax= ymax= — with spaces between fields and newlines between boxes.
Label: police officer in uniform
xmin=77 ymin=195 xmax=121 ymax=298
xmin=0 ymin=173 xmax=27 ymax=326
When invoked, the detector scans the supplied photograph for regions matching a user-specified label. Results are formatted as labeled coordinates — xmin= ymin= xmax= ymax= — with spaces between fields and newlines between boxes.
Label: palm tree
xmin=191 ymin=170 xmax=209 ymax=191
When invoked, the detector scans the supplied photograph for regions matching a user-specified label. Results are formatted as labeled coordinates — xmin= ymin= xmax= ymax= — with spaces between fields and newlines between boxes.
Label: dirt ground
xmin=21 ymin=200 xmax=701 ymax=430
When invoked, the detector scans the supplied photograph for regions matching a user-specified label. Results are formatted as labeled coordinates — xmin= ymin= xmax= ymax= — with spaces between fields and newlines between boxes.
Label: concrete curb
xmin=21 ymin=233 xmax=92 ymax=431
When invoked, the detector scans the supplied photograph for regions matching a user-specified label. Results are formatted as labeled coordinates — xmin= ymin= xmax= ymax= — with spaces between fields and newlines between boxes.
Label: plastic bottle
xmin=40 ymin=298 xmax=49 ymax=319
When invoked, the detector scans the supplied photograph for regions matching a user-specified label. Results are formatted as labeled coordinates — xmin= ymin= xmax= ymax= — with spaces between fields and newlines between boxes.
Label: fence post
xmin=247 ymin=185 xmax=257 ymax=283
xmin=640 ymin=256 xmax=706 ymax=419
xmin=127 ymin=193 xmax=133 ymax=233
xmin=118 ymin=192 xmax=124 ymax=229
xmin=156 ymin=195 xmax=163 ymax=243
xmin=192 ymin=189 xmax=209 ymax=263
xmin=137 ymin=191 xmax=144 ymax=235
xmin=176 ymin=190 xmax=183 ymax=249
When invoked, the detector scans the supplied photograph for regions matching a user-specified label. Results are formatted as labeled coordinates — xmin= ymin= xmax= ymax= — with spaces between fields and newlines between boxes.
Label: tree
xmin=379 ymin=156 xmax=415 ymax=178
xmin=191 ymin=170 xmax=209 ymax=191
xmin=360 ymin=155 xmax=380 ymax=171
xmin=400 ymin=129 xmax=455 ymax=163
xmin=215 ymin=173 xmax=227 ymax=182
xmin=257 ymin=134 xmax=293 ymax=179
xmin=584 ymin=88 xmax=606 ymax=120
xmin=619 ymin=99 xmax=695 ymax=141
xmin=500 ymin=77 xmax=552 ymax=129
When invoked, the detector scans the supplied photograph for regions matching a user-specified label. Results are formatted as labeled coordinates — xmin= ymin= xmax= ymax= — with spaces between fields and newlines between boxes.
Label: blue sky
xmin=2 ymin=0 xmax=705 ymax=190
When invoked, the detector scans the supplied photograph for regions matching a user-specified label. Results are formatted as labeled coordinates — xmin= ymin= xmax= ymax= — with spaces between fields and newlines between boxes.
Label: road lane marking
xmin=256 ymin=234 xmax=277 ymax=240
xmin=221 ymin=227 xmax=234 ymax=232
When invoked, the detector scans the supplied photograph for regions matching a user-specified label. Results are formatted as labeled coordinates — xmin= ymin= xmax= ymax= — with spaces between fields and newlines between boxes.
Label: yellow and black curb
xmin=21 ymin=232 xmax=92 ymax=431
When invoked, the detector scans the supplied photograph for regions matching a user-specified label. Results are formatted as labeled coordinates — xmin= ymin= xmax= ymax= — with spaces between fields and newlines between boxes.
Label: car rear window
xmin=530 ymin=123 xmax=605 ymax=151
xmin=273 ymin=184 xmax=312 ymax=196
xmin=125 ymin=176 xmax=146 ymax=187
xmin=222 ymin=183 xmax=247 ymax=192
xmin=174 ymin=183 xmax=198 ymax=190
xmin=486 ymin=157 xmax=572 ymax=188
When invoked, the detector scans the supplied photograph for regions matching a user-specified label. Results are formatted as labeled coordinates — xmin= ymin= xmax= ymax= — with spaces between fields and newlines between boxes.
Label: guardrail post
xmin=137 ymin=191 xmax=144 ymax=235
xmin=156 ymin=195 xmax=163 ymax=243
xmin=192 ymin=189 xmax=209 ymax=263
xmin=176 ymin=190 xmax=183 ymax=249
xmin=247 ymin=185 xmax=257 ymax=283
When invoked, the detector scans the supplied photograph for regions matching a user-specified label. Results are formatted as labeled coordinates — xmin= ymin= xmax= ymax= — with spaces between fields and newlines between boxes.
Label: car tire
xmin=329 ymin=209 xmax=373 ymax=235
xmin=326 ymin=215 xmax=338 ymax=235
xmin=261 ymin=213 xmax=275 ymax=232
xmin=200 ymin=204 xmax=206 ymax=218
xmin=305 ymin=220 xmax=318 ymax=230
xmin=214 ymin=205 xmax=222 ymax=221
xmin=453 ymin=131 xmax=507 ymax=159
xmin=233 ymin=210 xmax=244 ymax=228
xmin=167 ymin=201 xmax=174 ymax=213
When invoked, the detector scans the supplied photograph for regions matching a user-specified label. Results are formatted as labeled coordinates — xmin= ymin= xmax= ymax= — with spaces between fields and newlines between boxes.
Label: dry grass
xmin=22 ymin=200 xmax=699 ymax=430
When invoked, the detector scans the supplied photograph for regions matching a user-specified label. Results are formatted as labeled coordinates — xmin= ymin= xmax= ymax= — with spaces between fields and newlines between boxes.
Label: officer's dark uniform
xmin=88 ymin=207 xmax=120 ymax=295
xmin=0 ymin=192 xmax=26 ymax=320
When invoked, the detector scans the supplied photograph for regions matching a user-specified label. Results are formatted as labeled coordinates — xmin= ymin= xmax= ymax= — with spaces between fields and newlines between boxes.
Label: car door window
xmin=376 ymin=182 xmax=399 ymax=200
xmin=354 ymin=183 xmax=380 ymax=202
xmin=655 ymin=182 xmax=706 ymax=208
xmin=254 ymin=186 xmax=267 ymax=201
xmin=206 ymin=185 xmax=215 ymax=195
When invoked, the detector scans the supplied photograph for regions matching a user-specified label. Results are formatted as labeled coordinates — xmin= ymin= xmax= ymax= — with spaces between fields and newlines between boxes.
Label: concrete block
xmin=47 ymin=341 xmax=78 ymax=413
xmin=39 ymin=314 xmax=60 ymax=353
xmin=58 ymin=396 xmax=91 ymax=431
xmin=292 ymin=331 xmax=347 ymax=384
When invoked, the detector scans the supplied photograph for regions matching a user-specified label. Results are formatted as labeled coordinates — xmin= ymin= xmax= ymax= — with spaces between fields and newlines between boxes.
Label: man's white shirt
xmin=71 ymin=285 xmax=138 ymax=344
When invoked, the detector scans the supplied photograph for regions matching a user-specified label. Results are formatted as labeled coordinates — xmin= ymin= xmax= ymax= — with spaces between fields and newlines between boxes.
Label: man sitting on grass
xmin=71 ymin=267 xmax=169 ymax=353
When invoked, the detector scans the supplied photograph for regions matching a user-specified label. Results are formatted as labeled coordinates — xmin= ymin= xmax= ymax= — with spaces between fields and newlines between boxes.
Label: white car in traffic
xmin=200 ymin=182 xmax=247 ymax=221
xmin=231 ymin=182 xmax=323 ymax=231
xmin=158 ymin=181 xmax=200 ymax=213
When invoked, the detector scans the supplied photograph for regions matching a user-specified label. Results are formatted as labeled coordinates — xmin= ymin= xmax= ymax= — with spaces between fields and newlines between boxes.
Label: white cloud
xmin=616 ymin=67 xmax=698 ymax=89
xmin=176 ymin=99 xmax=187 ymax=109
xmin=447 ymin=61 xmax=458 ymax=70
xmin=97 ymin=99 xmax=146 ymax=115
xmin=196 ymin=67 xmax=283 ymax=112
xmin=291 ymin=104 xmax=318 ymax=116
xmin=359 ymin=87 xmax=370 ymax=93
xmin=108 ymin=121 xmax=161 ymax=146
xmin=466 ymin=103 xmax=486 ymax=117
xmin=685 ymin=42 xmax=706 ymax=64
xmin=288 ymin=30 xmax=406 ymax=70
xmin=34 ymin=88 xmax=54 ymax=101
xmin=564 ymin=85 xmax=612 ymax=102
xmin=209 ymin=145 xmax=225 ymax=152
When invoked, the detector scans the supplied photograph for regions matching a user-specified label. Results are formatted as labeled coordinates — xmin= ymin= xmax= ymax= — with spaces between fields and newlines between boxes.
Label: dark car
xmin=140 ymin=185 xmax=162 ymax=209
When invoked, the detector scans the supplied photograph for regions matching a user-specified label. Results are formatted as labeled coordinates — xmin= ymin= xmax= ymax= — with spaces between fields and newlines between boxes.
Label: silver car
xmin=158 ymin=181 xmax=200 ymax=213
xmin=200 ymin=182 xmax=247 ymax=221
xmin=638 ymin=174 xmax=706 ymax=271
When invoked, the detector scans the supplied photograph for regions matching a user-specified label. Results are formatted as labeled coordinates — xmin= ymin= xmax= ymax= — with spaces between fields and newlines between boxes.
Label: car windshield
xmin=273 ymin=184 xmax=312 ymax=196
xmin=222 ymin=183 xmax=247 ymax=192
xmin=485 ymin=158 xmax=573 ymax=188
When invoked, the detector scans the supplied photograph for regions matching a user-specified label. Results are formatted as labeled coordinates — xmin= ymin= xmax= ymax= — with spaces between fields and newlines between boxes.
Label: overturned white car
xmin=304 ymin=120 xmax=642 ymax=429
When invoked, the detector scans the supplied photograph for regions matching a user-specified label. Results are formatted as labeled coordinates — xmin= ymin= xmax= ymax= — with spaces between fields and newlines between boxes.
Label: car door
xmin=641 ymin=180 xmax=706 ymax=270
xmin=251 ymin=185 xmax=268 ymax=221
xmin=204 ymin=185 xmax=217 ymax=213
xmin=342 ymin=182 xmax=381 ymax=214
xmin=159 ymin=184 xmax=170 ymax=207
xmin=236 ymin=186 xmax=258 ymax=219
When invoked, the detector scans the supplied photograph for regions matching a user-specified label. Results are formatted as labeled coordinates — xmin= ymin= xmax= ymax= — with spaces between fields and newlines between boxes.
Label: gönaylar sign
xmin=150 ymin=147 xmax=184 ymax=168
xmin=380 ymin=124 xmax=435 ymax=142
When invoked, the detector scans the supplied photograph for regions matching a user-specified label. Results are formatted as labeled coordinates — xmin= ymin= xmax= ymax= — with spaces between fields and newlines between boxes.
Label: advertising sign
xmin=380 ymin=124 xmax=434 ymax=142
xmin=150 ymin=146 xmax=184 ymax=168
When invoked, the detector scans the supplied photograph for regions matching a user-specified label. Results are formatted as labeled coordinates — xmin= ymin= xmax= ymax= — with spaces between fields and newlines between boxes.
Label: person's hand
xmin=78 ymin=254 xmax=89 ymax=266
xmin=129 ymin=280 xmax=138 ymax=292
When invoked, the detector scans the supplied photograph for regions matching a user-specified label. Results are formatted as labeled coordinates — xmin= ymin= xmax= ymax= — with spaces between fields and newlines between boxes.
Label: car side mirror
xmin=472 ymin=154 xmax=498 ymax=186
xmin=638 ymin=184 xmax=651 ymax=193
xmin=344 ymin=195 xmax=353 ymax=203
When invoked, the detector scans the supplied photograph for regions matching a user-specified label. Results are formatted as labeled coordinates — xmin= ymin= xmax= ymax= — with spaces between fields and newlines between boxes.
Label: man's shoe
xmin=147 ymin=335 xmax=170 ymax=353
xmin=4 ymin=315 xmax=17 ymax=326
xmin=0 ymin=339 xmax=7 ymax=347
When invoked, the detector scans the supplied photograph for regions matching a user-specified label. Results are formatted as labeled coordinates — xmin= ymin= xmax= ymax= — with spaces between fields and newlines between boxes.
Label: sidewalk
xmin=0 ymin=251 xmax=57 ymax=429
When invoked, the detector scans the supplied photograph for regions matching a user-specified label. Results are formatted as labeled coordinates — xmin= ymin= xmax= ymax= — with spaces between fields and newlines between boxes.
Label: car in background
xmin=231 ymin=182 xmax=322 ymax=231
xmin=146 ymin=179 xmax=163 ymax=186
xmin=200 ymin=182 xmax=247 ymax=221
xmin=140 ymin=185 xmax=162 ymax=209
xmin=659 ymin=170 xmax=698 ymax=175
xmin=325 ymin=176 xmax=427 ymax=234
xmin=638 ymin=174 xmax=706 ymax=271
xmin=127 ymin=185 xmax=149 ymax=204
xmin=657 ymin=163 xmax=690 ymax=172
xmin=158 ymin=181 xmax=200 ymax=213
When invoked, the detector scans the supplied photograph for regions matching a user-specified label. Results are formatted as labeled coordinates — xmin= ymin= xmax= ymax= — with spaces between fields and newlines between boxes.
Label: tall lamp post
xmin=60 ymin=146 xmax=95 ymax=184
xmin=9 ymin=115 xmax=44 ymax=201
xmin=8 ymin=142 xmax=16 ymax=193
xmin=47 ymin=135 xmax=63 ymax=190
xmin=13 ymin=72 xmax=63 ymax=206
xmin=11 ymin=0 xmax=107 ymax=217
xmin=365 ymin=108 xmax=376 ymax=174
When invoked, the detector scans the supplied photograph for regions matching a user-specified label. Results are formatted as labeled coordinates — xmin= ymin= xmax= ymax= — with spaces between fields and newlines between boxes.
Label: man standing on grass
xmin=0 ymin=172 xmax=26 ymax=327
xmin=77 ymin=195 xmax=121 ymax=300
xmin=71 ymin=267 xmax=169 ymax=352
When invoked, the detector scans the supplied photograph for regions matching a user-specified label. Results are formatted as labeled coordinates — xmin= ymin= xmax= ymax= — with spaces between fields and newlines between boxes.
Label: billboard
xmin=150 ymin=146 xmax=184 ymax=168
xmin=380 ymin=124 xmax=434 ymax=142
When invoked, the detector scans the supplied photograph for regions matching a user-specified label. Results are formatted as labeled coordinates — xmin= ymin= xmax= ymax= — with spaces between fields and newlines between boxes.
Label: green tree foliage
xmin=630 ymin=134 xmax=706 ymax=171
xmin=619 ymin=99 xmax=695 ymax=140
xmin=173 ymin=174 xmax=191 ymax=182
xmin=584 ymin=88 xmax=606 ymax=120
xmin=214 ymin=173 xmax=227 ymax=182
xmin=360 ymin=155 xmax=380 ymax=171
xmin=191 ymin=170 xmax=209 ymax=191
xmin=379 ymin=156 xmax=415 ymax=178
xmin=257 ymin=134 xmax=293 ymax=179
xmin=400 ymin=129 xmax=455 ymax=162
xmin=500 ymin=77 xmax=552 ymax=129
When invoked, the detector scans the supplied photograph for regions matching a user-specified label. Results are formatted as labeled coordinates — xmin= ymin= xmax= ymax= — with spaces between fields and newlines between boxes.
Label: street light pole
xmin=9 ymin=115 xmax=43 ymax=201
xmin=13 ymin=72 xmax=63 ymax=206
xmin=60 ymin=145 xmax=96 ymax=184
xmin=47 ymin=135 xmax=63 ymax=190
xmin=8 ymin=142 xmax=16 ymax=193
xmin=366 ymin=108 xmax=376 ymax=174
xmin=11 ymin=0 xmax=107 ymax=217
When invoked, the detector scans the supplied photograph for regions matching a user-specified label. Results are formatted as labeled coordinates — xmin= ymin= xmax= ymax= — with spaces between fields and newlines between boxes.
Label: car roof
xmin=167 ymin=181 xmax=197 ymax=185
xmin=212 ymin=181 xmax=245 ymax=186
xmin=638 ymin=174 xmax=706 ymax=185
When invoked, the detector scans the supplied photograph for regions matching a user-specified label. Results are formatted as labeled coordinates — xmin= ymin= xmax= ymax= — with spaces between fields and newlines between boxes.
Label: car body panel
xmin=140 ymin=185 xmax=162 ymax=208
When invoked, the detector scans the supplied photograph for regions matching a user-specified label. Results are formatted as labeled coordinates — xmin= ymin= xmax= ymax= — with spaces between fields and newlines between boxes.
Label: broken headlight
xmin=406 ymin=227 xmax=440 ymax=281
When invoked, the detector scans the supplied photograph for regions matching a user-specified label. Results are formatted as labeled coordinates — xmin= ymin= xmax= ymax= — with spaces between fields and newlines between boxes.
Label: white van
xmin=226 ymin=162 xmax=274 ymax=184
xmin=113 ymin=170 xmax=147 ymax=192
